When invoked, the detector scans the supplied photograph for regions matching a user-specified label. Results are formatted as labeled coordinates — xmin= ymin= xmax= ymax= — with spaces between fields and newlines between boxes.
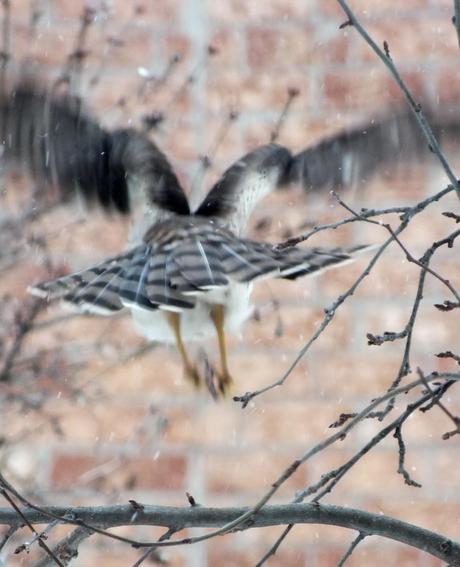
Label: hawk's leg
xmin=211 ymin=304 xmax=233 ymax=395
xmin=166 ymin=312 xmax=201 ymax=387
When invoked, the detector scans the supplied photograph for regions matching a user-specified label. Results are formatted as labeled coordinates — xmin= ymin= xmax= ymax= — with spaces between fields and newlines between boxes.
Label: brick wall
xmin=1 ymin=1 xmax=459 ymax=566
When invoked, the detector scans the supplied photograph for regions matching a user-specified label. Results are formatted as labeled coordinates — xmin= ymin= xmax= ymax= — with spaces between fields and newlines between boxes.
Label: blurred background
xmin=0 ymin=0 xmax=459 ymax=565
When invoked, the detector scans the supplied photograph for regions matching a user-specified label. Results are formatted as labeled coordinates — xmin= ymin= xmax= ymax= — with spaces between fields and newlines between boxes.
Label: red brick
xmin=0 ymin=261 xmax=45 ymax=298
xmin=205 ymin=450 xmax=306 ymax=495
xmin=110 ymin=0 xmax=180 ymax=23
xmin=96 ymin=345 xmax=197 ymax=396
xmin=78 ymin=547 xmax=186 ymax=567
xmin=206 ymin=69 xmax=311 ymax=115
xmin=307 ymin=352 xmax=407 ymax=397
xmin=242 ymin=400 xmax=355 ymax=447
xmin=228 ymin=349 xmax=311 ymax=397
xmin=51 ymin=0 xmax=100 ymax=22
xmin=208 ymin=544 xmax=305 ymax=567
xmin=51 ymin=453 xmax=186 ymax=490
xmin=314 ymin=541 xmax=439 ymax=567
xmin=52 ymin=0 xmax=179 ymax=24
xmin=311 ymin=34 xmax=350 ymax=66
xmin=357 ymin=19 xmax=458 ymax=63
xmin=437 ymin=65 xmax=460 ymax=103
xmin=207 ymin=0 xmax=312 ymax=22
xmin=83 ymin=23 xmax=153 ymax=68
xmin=320 ymin=1 xmax=429 ymax=20
xmin=246 ymin=25 xmax=314 ymax=69
xmin=12 ymin=21 xmax=78 ymax=66
xmin=53 ymin=401 xmax=164 ymax=445
xmin=322 ymin=68 xmax=410 ymax=110
xmin=208 ymin=28 xmax=246 ymax=68
xmin=165 ymin=31 xmax=191 ymax=61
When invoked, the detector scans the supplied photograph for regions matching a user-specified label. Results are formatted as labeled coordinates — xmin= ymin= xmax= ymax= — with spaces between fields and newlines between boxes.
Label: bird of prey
xmin=0 ymin=81 xmax=440 ymax=394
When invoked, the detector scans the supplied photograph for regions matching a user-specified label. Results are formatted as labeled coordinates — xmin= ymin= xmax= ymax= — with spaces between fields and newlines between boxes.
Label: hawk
xmin=0 ymin=81 xmax=441 ymax=394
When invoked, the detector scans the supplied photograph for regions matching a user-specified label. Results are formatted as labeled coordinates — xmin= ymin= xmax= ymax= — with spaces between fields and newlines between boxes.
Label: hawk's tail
xmin=29 ymin=228 xmax=372 ymax=316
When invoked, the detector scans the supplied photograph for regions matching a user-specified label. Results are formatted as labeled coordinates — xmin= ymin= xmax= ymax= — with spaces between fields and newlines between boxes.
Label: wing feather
xmin=0 ymin=81 xmax=190 ymax=216
xmin=170 ymin=240 xmax=228 ymax=291
xmin=28 ymin=249 xmax=138 ymax=301
xmin=284 ymin=111 xmax=443 ymax=191
xmin=196 ymin=109 xmax=460 ymax=236
xmin=194 ymin=144 xmax=292 ymax=234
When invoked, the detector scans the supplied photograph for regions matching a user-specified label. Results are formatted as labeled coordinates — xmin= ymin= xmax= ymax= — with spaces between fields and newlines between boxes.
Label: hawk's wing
xmin=285 ymin=111 xmax=434 ymax=191
xmin=0 ymin=81 xmax=190 ymax=217
xmin=194 ymin=144 xmax=291 ymax=234
xmin=195 ymin=108 xmax=458 ymax=234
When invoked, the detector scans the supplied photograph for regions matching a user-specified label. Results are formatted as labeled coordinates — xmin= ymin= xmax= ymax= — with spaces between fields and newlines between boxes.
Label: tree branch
xmin=33 ymin=526 xmax=93 ymax=567
xmin=0 ymin=503 xmax=457 ymax=564
xmin=337 ymin=532 xmax=367 ymax=567
xmin=454 ymin=0 xmax=460 ymax=49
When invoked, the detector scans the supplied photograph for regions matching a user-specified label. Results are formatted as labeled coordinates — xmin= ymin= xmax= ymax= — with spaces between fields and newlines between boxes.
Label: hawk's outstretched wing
xmin=3 ymin=80 xmax=459 ymax=233
xmin=194 ymin=144 xmax=292 ymax=233
xmin=0 ymin=81 xmax=190 ymax=217
xmin=286 ymin=111 xmax=432 ymax=191
xmin=195 ymin=108 xmax=458 ymax=233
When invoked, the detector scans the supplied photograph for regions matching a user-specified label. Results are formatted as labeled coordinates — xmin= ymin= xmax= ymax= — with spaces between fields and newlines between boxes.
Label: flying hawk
xmin=0 ymin=82 xmax=440 ymax=394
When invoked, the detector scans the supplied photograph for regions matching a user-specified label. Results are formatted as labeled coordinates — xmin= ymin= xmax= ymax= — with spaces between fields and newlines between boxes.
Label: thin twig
xmin=0 ymin=299 xmax=45 ymax=383
xmin=164 ymin=45 xmax=217 ymax=113
xmin=336 ymin=0 xmax=460 ymax=200
xmin=0 ymin=524 xmax=18 ymax=552
xmin=270 ymin=87 xmax=300 ymax=142
xmin=54 ymin=6 xmax=95 ymax=93
xmin=191 ymin=109 xmax=239 ymax=193
xmin=394 ymin=425 xmax=422 ymax=487
xmin=454 ymin=1 xmax=460 ymax=49
xmin=0 ymin=0 xmax=10 ymax=97
xmin=277 ymin=185 xmax=454 ymax=250
xmin=33 ymin=526 xmax=93 ymax=567
xmin=337 ymin=532 xmax=367 ymax=567
xmin=0 ymin=487 xmax=63 ymax=566
xmin=418 ymin=369 xmax=460 ymax=438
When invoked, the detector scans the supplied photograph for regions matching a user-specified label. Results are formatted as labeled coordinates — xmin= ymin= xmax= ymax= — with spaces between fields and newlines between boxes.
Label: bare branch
xmin=0 ymin=501 xmax=457 ymax=563
xmin=0 ymin=525 xmax=18 ymax=553
xmin=337 ymin=532 xmax=367 ymax=567
xmin=0 ymin=487 xmax=64 ymax=566
xmin=394 ymin=425 xmax=422 ymax=488
xmin=235 ymin=226 xmax=403 ymax=407
xmin=454 ymin=1 xmax=460 ymax=49
xmin=270 ymin=86 xmax=300 ymax=143
xmin=0 ymin=299 xmax=45 ymax=383
xmin=253 ymin=377 xmax=459 ymax=562
xmin=332 ymin=191 xmax=460 ymax=303
xmin=33 ymin=526 xmax=93 ymax=567
xmin=0 ymin=0 xmax=10 ymax=96
xmin=336 ymin=0 xmax=460 ymax=200
xmin=417 ymin=369 xmax=460 ymax=439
